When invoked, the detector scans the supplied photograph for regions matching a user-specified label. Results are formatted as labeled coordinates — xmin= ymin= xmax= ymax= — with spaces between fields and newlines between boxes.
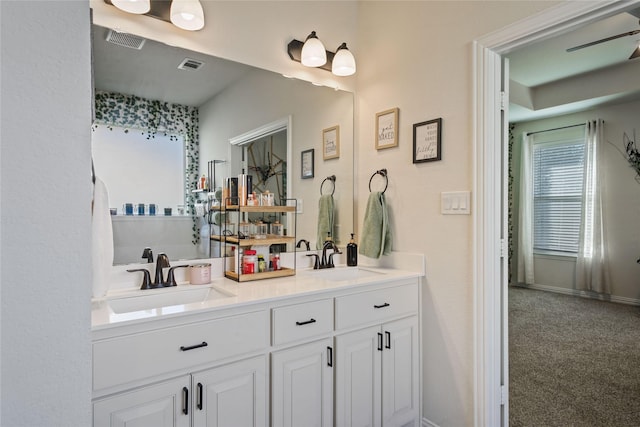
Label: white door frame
xmin=472 ymin=1 xmax=639 ymax=425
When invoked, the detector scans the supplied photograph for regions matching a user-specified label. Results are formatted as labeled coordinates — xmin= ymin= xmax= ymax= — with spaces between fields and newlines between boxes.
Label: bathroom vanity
xmin=91 ymin=259 xmax=423 ymax=426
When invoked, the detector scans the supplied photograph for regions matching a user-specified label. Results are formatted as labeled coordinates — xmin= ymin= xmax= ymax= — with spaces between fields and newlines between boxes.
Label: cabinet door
xmin=192 ymin=356 xmax=267 ymax=427
xmin=335 ymin=325 xmax=382 ymax=427
xmin=382 ymin=316 xmax=419 ymax=427
xmin=271 ymin=338 xmax=333 ymax=427
xmin=93 ymin=375 xmax=190 ymax=427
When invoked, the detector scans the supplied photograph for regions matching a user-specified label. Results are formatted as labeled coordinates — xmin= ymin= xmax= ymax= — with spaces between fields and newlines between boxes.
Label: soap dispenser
xmin=347 ymin=233 xmax=358 ymax=266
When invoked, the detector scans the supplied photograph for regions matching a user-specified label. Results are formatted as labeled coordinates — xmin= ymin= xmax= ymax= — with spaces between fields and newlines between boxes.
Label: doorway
xmin=473 ymin=1 xmax=640 ymax=425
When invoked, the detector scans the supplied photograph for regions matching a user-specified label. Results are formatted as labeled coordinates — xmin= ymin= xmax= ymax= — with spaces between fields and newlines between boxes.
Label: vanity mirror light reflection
xmin=90 ymin=24 xmax=354 ymax=265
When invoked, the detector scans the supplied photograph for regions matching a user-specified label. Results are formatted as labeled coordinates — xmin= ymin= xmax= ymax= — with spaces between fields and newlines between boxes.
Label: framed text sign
xmin=322 ymin=125 xmax=340 ymax=160
xmin=375 ymin=108 xmax=399 ymax=150
xmin=413 ymin=118 xmax=442 ymax=163
xmin=301 ymin=149 xmax=314 ymax=178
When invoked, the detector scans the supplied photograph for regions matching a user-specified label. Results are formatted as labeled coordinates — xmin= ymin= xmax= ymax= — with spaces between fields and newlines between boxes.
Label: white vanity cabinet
xmin=334 ymin=283 xmax=420 ymax=427
xmin=93 ymin=375 xmax=191 ymax=427
xmin=92 ymin=273 xmax=422 ymax=427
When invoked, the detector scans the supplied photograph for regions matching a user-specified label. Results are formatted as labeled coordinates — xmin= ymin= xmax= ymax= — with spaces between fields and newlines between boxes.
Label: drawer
xmin=93 ymin=310 xmax=268 ymax=392
xmin=272 ymin=299 xmax=333 ymax=346
xmin=335 ymin=283 xmax=418 ymax=330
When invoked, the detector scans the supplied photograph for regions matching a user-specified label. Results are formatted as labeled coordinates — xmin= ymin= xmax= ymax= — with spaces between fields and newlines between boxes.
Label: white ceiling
xmin=92 ymin=25 xmax=256 ymax=107
xmin=507 ymin=7 xmax=640 ymax=123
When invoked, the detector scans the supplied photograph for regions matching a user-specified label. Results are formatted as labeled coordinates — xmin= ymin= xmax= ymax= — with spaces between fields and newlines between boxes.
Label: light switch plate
xmin=441 ymin=191 xmax=471 ymax=215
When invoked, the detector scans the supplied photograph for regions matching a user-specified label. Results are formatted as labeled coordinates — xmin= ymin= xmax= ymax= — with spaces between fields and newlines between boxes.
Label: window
xmin=532 ymin=137 xmax=585 ymax=254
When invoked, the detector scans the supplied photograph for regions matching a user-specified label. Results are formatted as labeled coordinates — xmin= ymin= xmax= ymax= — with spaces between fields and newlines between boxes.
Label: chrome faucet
xmin=320 ymin=240 xmax=342 ymax=269
xmin=154 ymin=253 xmax=171 ymax=286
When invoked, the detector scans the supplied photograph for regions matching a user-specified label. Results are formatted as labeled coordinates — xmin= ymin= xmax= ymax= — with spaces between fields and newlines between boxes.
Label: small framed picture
xmin=413 ymin=118 xmax=442 ymax=163
xmin=375 ymin=107 xmax=399 ymax=150
xmin=301 ymin=149 xmax=314 ymax=179
xmin=322 ymin=125 xmax=340 ymax=160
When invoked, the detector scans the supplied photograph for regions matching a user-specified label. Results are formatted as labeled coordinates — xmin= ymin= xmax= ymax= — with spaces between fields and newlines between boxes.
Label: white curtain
xmin=576 ymin=119 xmax=610 ymax=293
xmin=517 ymin=132 xmax=535 ymax=285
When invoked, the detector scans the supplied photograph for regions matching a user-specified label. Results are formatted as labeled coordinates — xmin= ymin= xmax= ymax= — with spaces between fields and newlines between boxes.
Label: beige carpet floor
xmin=509 ymin=286 xmax=640 ymax=427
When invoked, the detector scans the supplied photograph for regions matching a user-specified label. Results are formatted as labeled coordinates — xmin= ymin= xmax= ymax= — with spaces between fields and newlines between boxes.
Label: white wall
xmin=199 ymin=69 xmax=354 ymax=246
xmin=1 ymin=1 xmax=92 ymax=425
xmin=512 ymin=98 xmax=640 ymax=303
xmin=355 ymin=2 xmax=557 ymax=425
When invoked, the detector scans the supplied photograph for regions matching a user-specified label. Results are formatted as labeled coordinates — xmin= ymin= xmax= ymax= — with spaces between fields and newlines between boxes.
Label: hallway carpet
xmin=509 ymin=286 xmax=640 ymax=427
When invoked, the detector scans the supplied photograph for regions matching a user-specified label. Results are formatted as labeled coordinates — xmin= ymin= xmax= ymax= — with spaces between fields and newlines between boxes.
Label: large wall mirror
xmin=91 ymin=24 xmax=354 ymax=265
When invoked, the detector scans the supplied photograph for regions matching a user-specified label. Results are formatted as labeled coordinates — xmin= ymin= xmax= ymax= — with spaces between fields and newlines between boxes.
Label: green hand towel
xmin=359 ymin=192 xmax=392 ymax=258
xmin=316 ymin=194 xmax=335 ymax=249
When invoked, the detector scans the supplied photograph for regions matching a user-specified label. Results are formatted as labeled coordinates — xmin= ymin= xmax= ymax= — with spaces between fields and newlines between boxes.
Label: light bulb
xmin=301 ymin=31 xmax=327 ymax=67
xmin=170 ymin=0 xmax=205 ymax=31
xmin=332 ymin=43 xmax=356 ymax=76
xmin=112 ymin=0 xmax=150 ymax=14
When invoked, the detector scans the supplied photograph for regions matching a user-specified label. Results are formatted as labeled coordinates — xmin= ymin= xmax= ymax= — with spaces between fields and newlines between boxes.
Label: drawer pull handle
xmin=377 ymin=332 xmax=383 ymax=351
xmin=385 ymin=331 xmax=391 ymax=349
xmin=327 ymin=346 xmax=333 ymax=367
xmin=197 ymin=382 xmax=203 ymax=410
xmin=180 ymin=341 xmax=208 ymax=351
xmin=295 ymin=318 xmax=316 ymax=326
xmin=374 ymin=302 xmax=390 ymax=309
xmin=182 ymin=386 xmax=189 ymax=415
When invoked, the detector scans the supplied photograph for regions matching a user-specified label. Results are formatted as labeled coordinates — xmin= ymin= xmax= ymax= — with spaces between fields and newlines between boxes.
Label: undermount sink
xmin=107 ymin=285 xmax=234 ymax=314
xmin=302 ymin=266 xmax=385 ymax=281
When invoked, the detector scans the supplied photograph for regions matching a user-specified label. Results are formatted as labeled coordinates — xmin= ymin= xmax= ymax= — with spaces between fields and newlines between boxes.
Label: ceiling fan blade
xmin=566 ymin=29 xmax=640 ymax=52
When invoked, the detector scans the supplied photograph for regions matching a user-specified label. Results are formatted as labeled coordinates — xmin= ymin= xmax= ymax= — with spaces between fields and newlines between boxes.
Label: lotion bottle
xmin=347 ymin=233 xmax=358 ymax=266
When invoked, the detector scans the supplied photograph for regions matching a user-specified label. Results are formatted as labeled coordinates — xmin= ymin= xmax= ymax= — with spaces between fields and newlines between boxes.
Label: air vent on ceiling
xmin=178 ymin=58 xmax=205 ymax=71
xmin=105 ymin=30 xmax=146 ymax=50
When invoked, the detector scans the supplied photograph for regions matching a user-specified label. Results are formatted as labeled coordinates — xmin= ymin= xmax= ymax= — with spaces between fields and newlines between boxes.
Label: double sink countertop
xmin=91 ymin=264 xmax=423 ymax=331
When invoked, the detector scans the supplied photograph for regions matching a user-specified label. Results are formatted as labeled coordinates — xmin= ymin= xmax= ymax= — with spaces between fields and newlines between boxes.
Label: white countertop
xmin=91 ymin=265 xmax=422 ymax=331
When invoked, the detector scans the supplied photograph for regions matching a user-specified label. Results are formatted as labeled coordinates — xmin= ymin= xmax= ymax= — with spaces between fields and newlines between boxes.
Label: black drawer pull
xmin=296 ymin=318 xmax=316 ymax=326
xmin=197 ymin=382 xmax=203 ymax=410
xmin=377 ymin=332 xmax=383 ymax=351
xmin=385 ymin=331 xmax=391 ymax=349
xmin=180 ymin=341 xmax=208 ymax=351
xmin=182 ymin=387 xmax=189 ymax=415
xmin=327 ymin=346 xmax=333 ymax=367
xmin=374 ymin=302 xmax=390 ymax=309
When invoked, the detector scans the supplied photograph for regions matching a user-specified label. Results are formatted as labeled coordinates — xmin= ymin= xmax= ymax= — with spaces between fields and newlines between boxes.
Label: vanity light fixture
xmin=111 ymin=0 xmax=150 ymax=14
xmin=105 ymin=0 xmax=205 ymax=31
xmin=287 ymin=32 xmax=356 ymax=76
xmin=331 ymin=43 xmax=356 ymax=76
xmin=301 ymin=31 xmax=327 ymax=67
xmin=170 ymin=0 xmax=205 ymax=31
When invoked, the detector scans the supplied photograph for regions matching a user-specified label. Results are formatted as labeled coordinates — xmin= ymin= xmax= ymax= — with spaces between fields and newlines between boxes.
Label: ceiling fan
xmin=566 ymin=9 xmax=640 ymax=59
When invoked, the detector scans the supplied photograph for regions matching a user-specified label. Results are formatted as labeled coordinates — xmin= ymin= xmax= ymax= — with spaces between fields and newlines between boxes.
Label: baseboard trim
xmin=422 ymin=417 xmax=440 ymax=427
xmin=511 ymin=283 xmax=640 ymax=306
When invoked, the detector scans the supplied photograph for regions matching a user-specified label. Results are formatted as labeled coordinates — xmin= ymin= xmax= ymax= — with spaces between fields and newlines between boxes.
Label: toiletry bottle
xmin=347 ymin=233 xmax=358 ymax=266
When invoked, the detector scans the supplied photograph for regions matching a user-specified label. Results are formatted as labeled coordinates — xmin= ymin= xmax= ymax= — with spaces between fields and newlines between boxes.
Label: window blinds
xmin=532 ymin=139 xmax=585 ymax=254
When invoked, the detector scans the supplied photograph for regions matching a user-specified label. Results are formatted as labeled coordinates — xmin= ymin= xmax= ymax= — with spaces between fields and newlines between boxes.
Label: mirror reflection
xmin=91 ymin=24 xmax=354 ymax=265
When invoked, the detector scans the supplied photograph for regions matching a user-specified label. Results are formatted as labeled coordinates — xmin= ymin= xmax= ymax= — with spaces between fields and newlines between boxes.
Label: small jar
xmin=253 ymin=221 xmax=267 ymax=239
xmin=242 ymin=249 xmax=257 ymax=274
xmin=238 ymin=222 xmax=251 ymax=239
xmin=261 ymin=191 xmax=274 ymax=206
xmin=189 ymin=263 xmax=211 ymax=285
xmin=271 ymin=221 xmax=283 ymax=236
xmin=257 ymin=255 xmax=266 ymax=273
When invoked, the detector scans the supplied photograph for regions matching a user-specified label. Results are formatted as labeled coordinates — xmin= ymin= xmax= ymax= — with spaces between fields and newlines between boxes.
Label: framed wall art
xmin=375 ymin=107 xmax=399 ymax=150
xmin=322 ymin=125 xmax=340 ymax=160
xmin=413 ymin=118 xmax=442 ymax=163
xmin=301 ymin=149 xmax=314 ymax=179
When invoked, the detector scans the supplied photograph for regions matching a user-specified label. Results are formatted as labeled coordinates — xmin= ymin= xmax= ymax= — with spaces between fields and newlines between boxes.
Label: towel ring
xmin=320 ymin=175 xmax=336 ymax=196
xmin=368 ymin=169 xmax=388 ymax=194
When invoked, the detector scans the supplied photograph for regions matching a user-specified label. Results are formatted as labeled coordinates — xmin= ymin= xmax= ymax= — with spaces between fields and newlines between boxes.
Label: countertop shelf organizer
xmin=211 ymin=201 xmax=297 ymax=282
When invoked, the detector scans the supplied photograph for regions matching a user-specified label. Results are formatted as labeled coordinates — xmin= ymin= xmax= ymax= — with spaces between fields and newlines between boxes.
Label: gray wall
xmin=1 ymin=1 xmax=93 ymax=424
